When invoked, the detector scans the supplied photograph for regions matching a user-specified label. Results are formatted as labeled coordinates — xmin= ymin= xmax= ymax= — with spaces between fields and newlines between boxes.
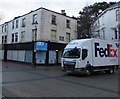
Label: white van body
xmin=61 ymin=39 xmax=119 ymax=75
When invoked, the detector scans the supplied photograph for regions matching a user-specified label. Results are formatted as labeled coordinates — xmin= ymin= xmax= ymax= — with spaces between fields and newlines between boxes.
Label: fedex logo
xmin=115 ymin=42 xmax=120 ymax=48
xmin=95 ymin=42 xmax=118 ymax=57
xmin=68 ymin=42 xmax=79 ymax=45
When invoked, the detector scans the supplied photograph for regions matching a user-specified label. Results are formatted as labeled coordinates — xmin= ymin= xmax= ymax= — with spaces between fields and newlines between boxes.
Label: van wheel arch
xmin=105 ymin=67 xmax=115 ymax=74
xmin=85 ymin=64 xmax=94 ymax=76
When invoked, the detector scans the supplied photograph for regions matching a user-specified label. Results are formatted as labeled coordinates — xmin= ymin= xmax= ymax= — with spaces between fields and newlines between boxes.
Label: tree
xmin=77 ymin=2 xmax=116 ymax=39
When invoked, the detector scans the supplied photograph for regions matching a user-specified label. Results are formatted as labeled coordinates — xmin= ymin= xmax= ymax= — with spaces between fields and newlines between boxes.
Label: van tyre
xmin=105 ymin=67 xmax=115 ymax=74
xmin=67 ymin=73 xmax=73 ymax=76
xmin=85 ymin=66 xmax=93 ymax=76
xmin=86 ymin=69 xmax=91 ymax=76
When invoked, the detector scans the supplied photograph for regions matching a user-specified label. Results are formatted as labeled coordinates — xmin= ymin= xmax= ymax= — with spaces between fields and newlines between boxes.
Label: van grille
xmin=64 ymin=64 xmax=75 ymax=71
xmin=64 ymin=61 xmax=76 ymax=71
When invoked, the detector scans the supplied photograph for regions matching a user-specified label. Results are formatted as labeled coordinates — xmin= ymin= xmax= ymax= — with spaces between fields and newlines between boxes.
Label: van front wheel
xmin=85 ymin=66 xmax=93 ymax=76
xmin=86 ymin=69 xmax=91 ymax=76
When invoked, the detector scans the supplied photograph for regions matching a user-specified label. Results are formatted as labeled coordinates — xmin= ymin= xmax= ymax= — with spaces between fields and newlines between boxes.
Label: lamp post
xmin=32 ymin=23 xmax=37 ymax=68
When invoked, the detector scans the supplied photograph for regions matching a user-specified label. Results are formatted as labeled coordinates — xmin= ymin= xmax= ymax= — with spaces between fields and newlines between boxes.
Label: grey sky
xmin=0 ymin=0 xmax=119 ymax=24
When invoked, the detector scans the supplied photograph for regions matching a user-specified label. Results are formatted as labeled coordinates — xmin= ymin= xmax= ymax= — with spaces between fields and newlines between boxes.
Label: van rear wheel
xmin=105 ymin=67 xmax=115 ymax=74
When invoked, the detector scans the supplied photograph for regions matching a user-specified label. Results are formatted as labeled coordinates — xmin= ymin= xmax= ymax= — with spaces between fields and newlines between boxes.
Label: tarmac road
xmin=1 ymin=61 xmax=119 ymax=98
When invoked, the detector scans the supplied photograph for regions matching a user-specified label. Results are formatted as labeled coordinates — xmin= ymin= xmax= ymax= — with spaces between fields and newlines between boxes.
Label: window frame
xmin=22 ymin=18 xmax=26 ymax=27
xmin=51 ymin=30 xmax=57 ymax=41
xmin=66 ymin=19 xmax=71 ymax=28
xmin=33 ymin=14 xmax=37 ymax=24
xmin=32 ymin=29 xmax=37 ymax=41
xmin=116 ymin=10 xmax=120 ymax=21
xmin=21 ymin=31 xmax=25 ymax=41
xmin=66 ymin=33 xmax=70 ymax=43
xmin=51 ymin=15 xmax=57 ymax=25
xmin=12 ymin=34 xmax=14 ymax=42
xmin=12 ymin=21 xmax=14 ymax=29
xmin=16 ymin=20 xmax=19 ymax=28
xmin=15 ymin=32 xmax=18 ymax=42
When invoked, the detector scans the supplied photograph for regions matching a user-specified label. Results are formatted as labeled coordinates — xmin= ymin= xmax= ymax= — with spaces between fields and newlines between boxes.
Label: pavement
xmin=1 ymin=61 xmax=120 ymax=98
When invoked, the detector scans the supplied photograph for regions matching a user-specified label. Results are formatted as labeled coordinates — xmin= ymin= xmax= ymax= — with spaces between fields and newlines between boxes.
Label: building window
xmin=4 ymin=35 xmax=7 ymax=43
xmin=59 ymin=36 xmax=64 ymax=41
xmin=12 ymin=34 xmax=14 ymax=42
xmin=116 ymin=10 xmax=120 ymax=21
xmin=32 ymin=29 xmax=37 ymax=41
xmin=51 ymin=15 xmax=56 ymax=25
xmin=102 ymin=29 xmax=105 ymax=39
xmin=97 ymin=30 xmax=100 ymax=38
xmin=66 ymin=33 xmax=70 ymax=43
xmin=5 ymin=24 xmax=7 ymax=32
xmin=66 ymin=20 xmax=70 ymax=28
xmin=12 ymin=21 xmax=14 ymax=29
xmin=2 ymin=35 xmax=7 ymax=44
xmin=2 ymin=25 xmax=4 ymax=33
xmin=119 ymin=27 xmax=120 ymax=39
xmin=15 ymin=33 xmax=18 ymax=42
xmin=16 ymin=20 xmax=19 ymax=28
xmin=51 ymin=30 xmax=56 ymax=41
xmin=22 ymin=18 xmax=25 ymax=27
xmin=21 ymin=31 xmax=25 ymax=41
xmin=2 ymin=36 xmax=4 ymax=43
xmin=115 ymin=29 xmax=118 ymax=39
xmin=33 ymin=14 xmax=37 ymax=24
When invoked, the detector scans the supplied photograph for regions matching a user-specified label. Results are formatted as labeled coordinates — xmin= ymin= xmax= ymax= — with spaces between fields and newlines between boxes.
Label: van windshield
xmin=62 ymin=47 xmax=81 ymax=58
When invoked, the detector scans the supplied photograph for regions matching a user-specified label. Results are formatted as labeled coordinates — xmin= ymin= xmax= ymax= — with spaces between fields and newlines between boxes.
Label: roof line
xmin=93 ymin=1 xmax=120 ymax=23
xmin=0 ymin=7 xmax=77 ymax=25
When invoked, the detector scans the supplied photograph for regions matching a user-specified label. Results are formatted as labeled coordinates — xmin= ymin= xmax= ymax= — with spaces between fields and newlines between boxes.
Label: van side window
xmin=82 ymin=49 xmax=88 ymax=60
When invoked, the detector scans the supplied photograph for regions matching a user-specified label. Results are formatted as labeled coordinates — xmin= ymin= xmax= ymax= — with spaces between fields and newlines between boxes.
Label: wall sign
xmin=34 ymin=42 xmax=48 ymax=51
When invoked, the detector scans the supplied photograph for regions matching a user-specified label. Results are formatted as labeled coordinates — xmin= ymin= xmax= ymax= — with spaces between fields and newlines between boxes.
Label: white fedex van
xmin=61 ymin=39 xmax=119 ymax=75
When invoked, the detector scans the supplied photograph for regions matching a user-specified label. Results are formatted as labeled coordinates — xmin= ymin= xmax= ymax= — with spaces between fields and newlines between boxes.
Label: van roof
xmin=65 ymin=39 xmax=92 ymax=49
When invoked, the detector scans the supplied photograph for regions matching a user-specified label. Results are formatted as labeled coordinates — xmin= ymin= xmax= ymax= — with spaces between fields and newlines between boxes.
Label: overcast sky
xmin=0 ymin=0 xmax=119 ymax=24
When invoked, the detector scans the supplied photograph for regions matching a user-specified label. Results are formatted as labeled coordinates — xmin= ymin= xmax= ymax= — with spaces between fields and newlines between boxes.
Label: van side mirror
xmin=82 ymin=49 xmax=88 ymax=60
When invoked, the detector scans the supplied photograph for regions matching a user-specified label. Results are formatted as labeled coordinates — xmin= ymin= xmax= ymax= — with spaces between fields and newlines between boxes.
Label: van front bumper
xmin=61 ymin=66 xmax=86 ymax=74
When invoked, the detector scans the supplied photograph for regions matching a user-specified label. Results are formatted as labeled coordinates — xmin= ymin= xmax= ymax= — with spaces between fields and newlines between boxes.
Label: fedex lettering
xmin=95 ymin=43 xmax=118 ymax=57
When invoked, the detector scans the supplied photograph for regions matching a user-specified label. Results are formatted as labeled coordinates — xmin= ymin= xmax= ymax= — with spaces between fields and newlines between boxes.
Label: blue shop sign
xmin=35 ymin=42 xmax=48 ymax=51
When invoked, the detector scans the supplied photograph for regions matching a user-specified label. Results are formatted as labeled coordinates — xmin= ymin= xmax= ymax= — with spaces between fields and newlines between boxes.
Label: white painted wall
xmin=91 ymin=6 xmax=120 ymax=41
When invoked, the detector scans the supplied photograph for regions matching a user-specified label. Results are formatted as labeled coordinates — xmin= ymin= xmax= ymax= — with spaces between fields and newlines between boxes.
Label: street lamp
xmin=35 ymin=24 xmax=37 ymax=41
xmin=32 ymin=23 xmax=37 ymax=68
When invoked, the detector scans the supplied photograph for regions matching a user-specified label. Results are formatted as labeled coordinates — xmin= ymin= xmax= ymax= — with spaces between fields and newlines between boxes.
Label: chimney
xmin=61 ymin=10 xmax=66 ymax=15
